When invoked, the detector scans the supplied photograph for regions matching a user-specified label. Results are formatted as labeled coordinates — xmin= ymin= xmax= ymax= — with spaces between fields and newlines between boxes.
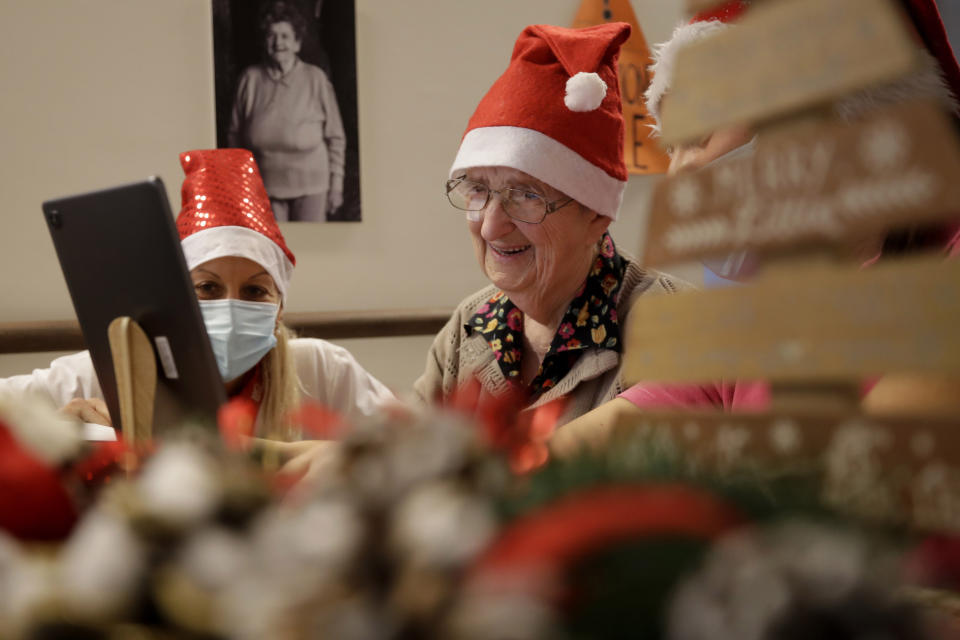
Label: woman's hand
xmin=862 ymin=373 xmax=960 ymax=416
xmin=59 ymin=398 xmax=112 ymax=427
xmin=251 ymin=438 xmax=342 ymax=486
xmin=549 ymin=398 xmax=639 ymax=459
xmin=280 ymin=440 xmax=341 ymax=485
xmin=328 ymin=189 xmax=343 ymax=213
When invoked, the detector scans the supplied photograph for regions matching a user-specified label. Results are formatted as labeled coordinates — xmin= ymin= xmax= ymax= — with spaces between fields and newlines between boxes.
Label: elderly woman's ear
xmin=581 ymin=204 xmax=613 ymax=240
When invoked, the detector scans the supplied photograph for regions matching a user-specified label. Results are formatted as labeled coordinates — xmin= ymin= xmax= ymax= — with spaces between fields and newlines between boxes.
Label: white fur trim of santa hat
xmin=449 ymin=126 xmax=626 ymax=220
xmin=181 ymin=226 xmax=294 ymax=298
xmin=644 ymin=20 xmax=732 ymax=136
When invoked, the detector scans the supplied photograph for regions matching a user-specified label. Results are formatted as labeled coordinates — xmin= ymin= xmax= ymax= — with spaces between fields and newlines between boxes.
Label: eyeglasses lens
xmin=447 ymin=180 xmax=546 ymax=223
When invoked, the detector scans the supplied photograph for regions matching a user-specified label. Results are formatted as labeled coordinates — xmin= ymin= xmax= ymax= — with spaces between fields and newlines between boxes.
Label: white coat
xmin=0 ymin=338 xmax=395 ymax=428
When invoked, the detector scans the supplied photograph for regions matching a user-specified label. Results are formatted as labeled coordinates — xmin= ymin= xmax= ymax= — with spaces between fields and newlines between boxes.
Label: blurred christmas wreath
xmin=0 ymin=390 xmax=958 ymax=639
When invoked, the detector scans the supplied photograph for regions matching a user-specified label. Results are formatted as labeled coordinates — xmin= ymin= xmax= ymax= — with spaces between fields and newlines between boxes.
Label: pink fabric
xmin=947 ymin=224 xmax=960 ymax=258
xmin=619 ymin=381 xmax=770 ymax=412
xmin=620 ymin=379 xmax=878 ymax=412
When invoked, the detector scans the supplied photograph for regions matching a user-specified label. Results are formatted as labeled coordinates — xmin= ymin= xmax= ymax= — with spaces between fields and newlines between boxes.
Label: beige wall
xmin=0 ymin=0 xmax=688 ymax=392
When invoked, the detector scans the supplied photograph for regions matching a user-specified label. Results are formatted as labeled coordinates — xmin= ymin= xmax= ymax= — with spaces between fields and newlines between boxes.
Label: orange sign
xmin=573 ymin=0 xmax=670 ymax=174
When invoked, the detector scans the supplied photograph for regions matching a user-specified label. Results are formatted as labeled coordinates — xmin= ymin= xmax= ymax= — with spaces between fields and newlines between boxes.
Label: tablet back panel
xmin=42 ymin=177 xmax=226 ymax=432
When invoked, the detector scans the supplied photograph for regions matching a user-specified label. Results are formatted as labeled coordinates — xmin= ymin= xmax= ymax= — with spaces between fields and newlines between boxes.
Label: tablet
xmin=42 ymin=177 xmax=226 ymax=433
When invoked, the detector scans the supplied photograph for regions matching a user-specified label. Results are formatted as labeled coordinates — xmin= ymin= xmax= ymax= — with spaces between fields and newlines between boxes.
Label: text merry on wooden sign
xmin=645 ymin=101 xmax=960 ymax=267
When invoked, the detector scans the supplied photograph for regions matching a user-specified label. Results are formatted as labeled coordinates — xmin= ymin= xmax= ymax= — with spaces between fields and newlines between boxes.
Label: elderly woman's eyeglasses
xmin=445 ymin=177 xmax=574 ymax=224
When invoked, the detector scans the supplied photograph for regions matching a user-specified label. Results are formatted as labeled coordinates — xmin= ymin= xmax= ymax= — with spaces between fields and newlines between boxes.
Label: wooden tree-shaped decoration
xmin=618 ymin=0 xmax=960 ymax=533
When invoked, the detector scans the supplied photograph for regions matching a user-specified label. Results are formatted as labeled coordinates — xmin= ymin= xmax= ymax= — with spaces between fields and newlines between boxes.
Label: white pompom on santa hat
xmin=450 ymin=22 xmax=632 ymax=220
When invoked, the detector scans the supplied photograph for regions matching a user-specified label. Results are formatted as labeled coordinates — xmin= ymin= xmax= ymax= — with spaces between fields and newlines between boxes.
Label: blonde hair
xmin=258 ymin=323 xmax=301 ymax=439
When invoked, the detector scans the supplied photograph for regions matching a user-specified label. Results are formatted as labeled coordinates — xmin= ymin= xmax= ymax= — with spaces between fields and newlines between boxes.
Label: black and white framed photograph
xmin=213 ymin=0 xmax=361 ymax=222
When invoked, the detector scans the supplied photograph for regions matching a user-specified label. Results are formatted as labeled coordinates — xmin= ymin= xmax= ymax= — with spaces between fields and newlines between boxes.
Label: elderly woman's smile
xmin=266 ymin=21 xmax=301 ymax=71
xmin=465 ymin=166 xmax=611 ymax=325
xmin=488 ymin=244 xmax=531 ymax=258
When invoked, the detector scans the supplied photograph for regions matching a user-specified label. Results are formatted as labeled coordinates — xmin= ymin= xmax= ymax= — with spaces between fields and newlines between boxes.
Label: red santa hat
xmin=177 ymin=149 xmax=296 ymax=298
xmin=449 ymin=23 xmax=632 ymax=220
xmin=644 ymin=1 xmax=750 ymax=136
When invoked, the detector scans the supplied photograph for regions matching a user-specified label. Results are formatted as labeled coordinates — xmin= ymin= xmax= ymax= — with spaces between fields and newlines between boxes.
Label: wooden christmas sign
xmin=611 ymin=0 xmax=960 ymax=540
xmin=572 ymin=0 xmax=670 ymax=173
xmin=608 ymin=411 xmax=960 ymax=533
xmin=644 ymin=101 xmax=960 ymax=266
xmin=659 ymin=0 xmax=918 ymax=145
xmin=623 ymin=254 xmax=960 ymax=384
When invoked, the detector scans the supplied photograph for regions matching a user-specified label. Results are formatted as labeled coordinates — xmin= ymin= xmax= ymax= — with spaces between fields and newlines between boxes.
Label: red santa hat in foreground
xmin=449 ymin=23 xmax=631 ymax=220
xmin=644 ymin=0 xmax=959 ymax=136
xmin=177 ymin=149 xmax=296 ymax=298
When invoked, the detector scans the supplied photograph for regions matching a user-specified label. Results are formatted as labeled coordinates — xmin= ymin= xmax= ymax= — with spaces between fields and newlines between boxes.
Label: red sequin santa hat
xmin=177 ymin=149 xmax=296 ymax=298
xmin=644 ymin=1 xmax=750 ymax=136
xmin=449 ymin=23 xmax=632 ymax=220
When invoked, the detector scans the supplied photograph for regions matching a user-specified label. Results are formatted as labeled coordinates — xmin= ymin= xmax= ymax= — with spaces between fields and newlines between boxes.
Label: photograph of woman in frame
xmin=213 ymin=0 xmax=362 ymax=222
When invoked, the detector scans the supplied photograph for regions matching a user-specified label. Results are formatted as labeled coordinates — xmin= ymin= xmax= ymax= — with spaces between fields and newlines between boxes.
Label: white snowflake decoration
xmin=824 ymin=421 xmax=895 ymax=520
xmin=715 ymin=424 xmax=751 ymax=468
xmin=859 ymin=121 xmax=909 ymax=173
xmin=769 ymin=419 xmax=801 ymax=455
xmin=912 ymin=463 xmax=960 ymax=531
xmin=669 ymin=178 xmax=702 ymax=217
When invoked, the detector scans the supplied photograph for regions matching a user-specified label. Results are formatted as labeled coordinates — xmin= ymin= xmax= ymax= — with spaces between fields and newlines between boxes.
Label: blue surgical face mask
xmin=198 ymin=299 xmax=279 ymax=382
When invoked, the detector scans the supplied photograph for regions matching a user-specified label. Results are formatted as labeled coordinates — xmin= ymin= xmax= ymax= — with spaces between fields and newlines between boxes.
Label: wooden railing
xmin=0 ymin=309 xmax=453 ymax=355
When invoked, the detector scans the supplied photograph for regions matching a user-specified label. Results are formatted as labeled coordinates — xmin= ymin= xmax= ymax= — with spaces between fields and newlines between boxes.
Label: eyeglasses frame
xmin=445 ymin=176 xmax=574 ymax=224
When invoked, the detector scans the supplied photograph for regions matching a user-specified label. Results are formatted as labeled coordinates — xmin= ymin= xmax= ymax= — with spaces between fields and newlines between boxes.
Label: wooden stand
xmin=107 ymin=317 xmax=156 ymax=445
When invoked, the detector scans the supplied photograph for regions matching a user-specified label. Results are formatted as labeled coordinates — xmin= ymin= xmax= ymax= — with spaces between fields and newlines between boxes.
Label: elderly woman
xmin=228 ymin=0 xmax=345 ymax=222
xmin=413 ymin=23 xmax=687 ymax=425
xmin=0 ymin=149 xmax=392 ymax=434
